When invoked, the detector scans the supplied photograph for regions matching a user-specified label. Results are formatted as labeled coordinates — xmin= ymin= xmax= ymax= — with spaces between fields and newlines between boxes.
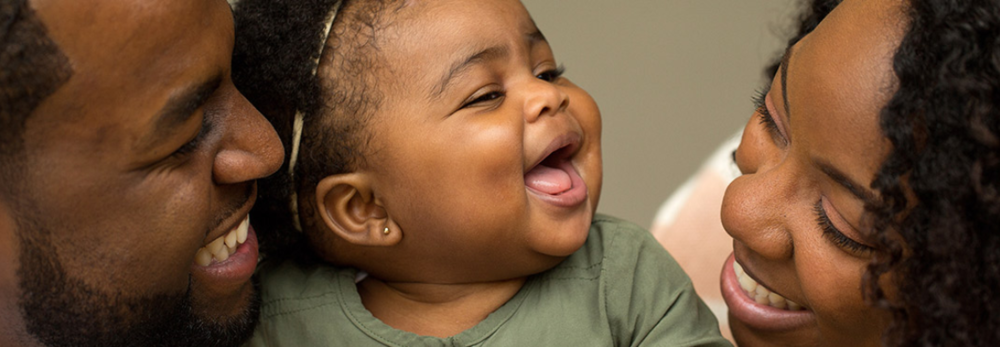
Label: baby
xmin=233 ymin=0 xmax=729 ymax=345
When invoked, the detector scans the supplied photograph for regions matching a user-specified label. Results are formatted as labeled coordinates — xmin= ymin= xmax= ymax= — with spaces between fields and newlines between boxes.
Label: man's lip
xmin=196 ymin=224 xmax=258 ymax=271
xmin=189 ymin=224 xmax=259 ymax=299
xmin=721 ymin=253 xmax=815 ymax=331
xmin=526 ymin=132 xmax=581 ymax=172
xmin=202 ymin=185 xmax=257 ymax=245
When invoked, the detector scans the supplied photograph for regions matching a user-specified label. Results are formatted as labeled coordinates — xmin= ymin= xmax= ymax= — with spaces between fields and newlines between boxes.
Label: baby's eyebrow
xmin=527 ymin=29 xmax=546 ymax=43
xmin=429 ymin=29 xmax=547 ymax=100
xmin=431 ymin=45 xmax=509 ymax=99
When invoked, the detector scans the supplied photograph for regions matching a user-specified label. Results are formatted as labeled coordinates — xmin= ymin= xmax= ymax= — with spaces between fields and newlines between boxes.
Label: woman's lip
xmin=738 ymin=255 xmax=781 ymax=296
xmin=721 ymin=253 xmax=815 ymax=331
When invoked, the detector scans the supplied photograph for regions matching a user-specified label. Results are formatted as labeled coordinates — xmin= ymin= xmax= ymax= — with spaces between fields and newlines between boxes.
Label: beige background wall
xmin=521 ymin=1 xmax=797 ymax=228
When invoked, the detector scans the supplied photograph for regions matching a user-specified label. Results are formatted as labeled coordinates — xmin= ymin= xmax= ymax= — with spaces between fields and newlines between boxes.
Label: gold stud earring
xmin=383 ymin=227 xmax=390 ymax=235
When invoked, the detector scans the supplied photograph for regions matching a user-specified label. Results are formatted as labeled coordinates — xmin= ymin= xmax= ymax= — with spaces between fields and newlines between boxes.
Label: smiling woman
xmin=708 ymin=0 xmax=1000 ymax=345
xmin=722 ymin=1 xmax=903 ymax=343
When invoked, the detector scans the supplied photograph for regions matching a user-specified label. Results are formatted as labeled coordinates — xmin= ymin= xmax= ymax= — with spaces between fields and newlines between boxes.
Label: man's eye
xmin=168 ymin=119 xmax=211 ymax=160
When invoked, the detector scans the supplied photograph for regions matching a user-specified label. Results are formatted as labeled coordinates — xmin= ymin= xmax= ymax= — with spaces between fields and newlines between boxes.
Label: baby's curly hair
xmin=774 ymin=0 xmax=1000 ymax=345
xmin=232 ymin=0 xmax=401 ymax=263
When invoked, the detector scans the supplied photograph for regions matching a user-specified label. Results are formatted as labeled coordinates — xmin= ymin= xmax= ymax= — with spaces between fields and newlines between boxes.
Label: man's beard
xmin=14 ymin=209 xmax=260 ymax=347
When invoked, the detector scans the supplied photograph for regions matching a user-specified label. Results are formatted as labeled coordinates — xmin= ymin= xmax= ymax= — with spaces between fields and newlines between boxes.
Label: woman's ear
xmin=314 ymin=173 xmax=401 ymax=247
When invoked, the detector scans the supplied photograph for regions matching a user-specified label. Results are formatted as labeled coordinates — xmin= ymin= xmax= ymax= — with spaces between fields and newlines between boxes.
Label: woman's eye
xmin=814 ymin=198 xmax=873 ymax=256
xmin=752 ymin=88 xmax=787 ymax=146
xmin=536 ymin=65 xmax=565 ymax=82
xmin=461 ymin=91 xmax=505 ymax=109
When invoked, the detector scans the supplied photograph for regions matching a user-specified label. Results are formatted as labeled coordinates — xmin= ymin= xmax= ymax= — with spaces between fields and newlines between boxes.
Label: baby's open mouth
xmin=525 ymin=146 xmax=576 ymax=195
xmin=194 ymin=216 xmax=250 ymax=266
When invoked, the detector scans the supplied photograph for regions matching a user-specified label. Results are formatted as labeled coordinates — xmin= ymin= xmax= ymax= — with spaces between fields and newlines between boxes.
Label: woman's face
xmin=720 ymin=0 xmax=905 ymax=345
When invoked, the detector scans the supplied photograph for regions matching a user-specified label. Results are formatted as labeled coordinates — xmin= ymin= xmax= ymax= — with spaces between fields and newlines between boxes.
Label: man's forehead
xmin=24 ymin=0 xmax=234 ymax=155
xmin=31 ymin=0 xmax=179 ymax=26
xmin=30 ymin=0 xmax=228 ymax=52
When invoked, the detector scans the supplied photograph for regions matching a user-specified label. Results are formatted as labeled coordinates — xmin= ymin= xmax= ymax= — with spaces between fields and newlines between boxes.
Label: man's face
xmin=0 ymin=0 xmax=283 ymax=346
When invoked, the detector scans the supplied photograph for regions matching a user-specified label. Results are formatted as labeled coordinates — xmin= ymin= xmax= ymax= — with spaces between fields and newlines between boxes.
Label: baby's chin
xmin=526 ymin=207 xmax=594 ymax=259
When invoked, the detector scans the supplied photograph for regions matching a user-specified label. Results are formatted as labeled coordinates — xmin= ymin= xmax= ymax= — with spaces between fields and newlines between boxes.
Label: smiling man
xmin=0 ymin=0 xmax=283 ymax=346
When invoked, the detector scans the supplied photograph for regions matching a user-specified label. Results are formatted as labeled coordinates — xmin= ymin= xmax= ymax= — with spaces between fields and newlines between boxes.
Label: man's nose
xmin=213 ymin=89 xmax=284 ymax=185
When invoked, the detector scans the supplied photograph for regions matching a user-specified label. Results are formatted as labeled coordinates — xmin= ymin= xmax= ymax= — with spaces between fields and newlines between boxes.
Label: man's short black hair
xmin=0 ymin=0 xmax=73 ymax=195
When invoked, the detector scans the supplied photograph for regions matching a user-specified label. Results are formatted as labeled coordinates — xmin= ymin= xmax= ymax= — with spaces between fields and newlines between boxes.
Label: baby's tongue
xmin=525 ymin=164 xmax=572 ymax=195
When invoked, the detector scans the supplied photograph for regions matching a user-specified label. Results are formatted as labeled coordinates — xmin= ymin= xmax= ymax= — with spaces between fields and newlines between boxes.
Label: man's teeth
xmin=733 ymin=261 xmax=803 ymax=311
xmin=194 ymin=217 xmax=250 ymax=266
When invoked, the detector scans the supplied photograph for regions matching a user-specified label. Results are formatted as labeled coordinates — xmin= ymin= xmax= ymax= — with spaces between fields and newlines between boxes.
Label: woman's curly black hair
xmin=232 ymin=0 xmax=400 ymax=263
xmin=873 ymin=1 xmax=1000 ymax=345
xmin=774 ymin=0 xmax=1000 ymax=345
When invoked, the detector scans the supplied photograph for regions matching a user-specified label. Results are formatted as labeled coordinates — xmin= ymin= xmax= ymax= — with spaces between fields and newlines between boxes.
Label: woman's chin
xmin=728 ymin=316 xmax=819 ymax=347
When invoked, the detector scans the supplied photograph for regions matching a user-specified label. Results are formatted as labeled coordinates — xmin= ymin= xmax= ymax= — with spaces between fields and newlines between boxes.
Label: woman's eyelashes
xmin=814 ymin=199 xmax=873 ymax=255
xmin=752 ymin=88 xmax=786 ymax=146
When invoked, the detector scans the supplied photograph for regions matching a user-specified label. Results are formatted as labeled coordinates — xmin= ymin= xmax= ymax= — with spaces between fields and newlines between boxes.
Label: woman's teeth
xmin=194 ymin=217 xmax=250 ymax=266
xmin=733 ymin=261 xmax=803 ymax=311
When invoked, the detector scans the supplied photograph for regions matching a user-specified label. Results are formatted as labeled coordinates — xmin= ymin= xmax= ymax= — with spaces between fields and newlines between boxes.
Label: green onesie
xmin=247 ymin=214 xmax=731 ymax=347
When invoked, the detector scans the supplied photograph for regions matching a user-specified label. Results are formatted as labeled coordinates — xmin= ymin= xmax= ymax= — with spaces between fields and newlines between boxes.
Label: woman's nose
xmin=723 ymin=117 xmax=795 ymax=260
xmin=523 ymin=77 xmax=569 ymax=123
xmin=212 ymin=88 xmax=284 ymax=185
xmin=722 ymin=169 xmax=797 ymax=260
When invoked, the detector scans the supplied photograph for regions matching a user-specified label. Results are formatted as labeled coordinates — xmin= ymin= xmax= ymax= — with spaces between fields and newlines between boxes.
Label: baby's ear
xmin=314 ymin=173 xmax=401 ymax=247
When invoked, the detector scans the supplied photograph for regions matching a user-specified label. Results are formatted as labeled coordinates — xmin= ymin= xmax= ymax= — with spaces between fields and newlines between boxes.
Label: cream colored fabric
xmin=651 ymin=130 xmax=742 ymax=344
xmin=288 ymin=1 xmax=342 ymax=232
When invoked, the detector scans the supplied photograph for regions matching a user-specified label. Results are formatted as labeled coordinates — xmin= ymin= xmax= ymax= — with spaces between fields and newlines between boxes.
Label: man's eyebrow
xmin=144 ymin=75 xmax=222 ymax=148
xmin=815 ymin=158 xmax=879 ymax=206
xmin=155 ymin=75 xmax=222 ymax=129
xmin=431 ymin=45 xmax=509 ymax=99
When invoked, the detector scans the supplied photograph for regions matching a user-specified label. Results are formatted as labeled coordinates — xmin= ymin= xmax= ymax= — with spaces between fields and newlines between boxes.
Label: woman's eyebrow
xmin=815 ymin=157 xmax=879 ymax=205
xmin=779 ymin=45 xmax=794 ymax=123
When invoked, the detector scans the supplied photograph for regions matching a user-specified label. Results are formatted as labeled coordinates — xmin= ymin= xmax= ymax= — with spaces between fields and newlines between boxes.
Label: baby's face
xmin=363 ymin=0 xmax=602 ymax=282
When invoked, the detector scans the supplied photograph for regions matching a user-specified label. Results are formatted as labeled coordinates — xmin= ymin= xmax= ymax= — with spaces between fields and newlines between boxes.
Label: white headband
xmin=289 ymin=0 xmax=343 ymax=232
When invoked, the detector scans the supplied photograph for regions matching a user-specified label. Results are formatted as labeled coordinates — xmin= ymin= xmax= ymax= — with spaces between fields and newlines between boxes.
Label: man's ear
xmin=314 ymin=173 xmax=401 ymax=247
